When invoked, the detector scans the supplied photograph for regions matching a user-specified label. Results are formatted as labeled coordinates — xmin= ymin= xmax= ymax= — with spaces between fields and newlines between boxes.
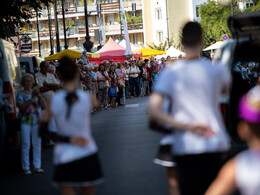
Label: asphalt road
xmin=0 ymin=97 xmax=167 ymax=195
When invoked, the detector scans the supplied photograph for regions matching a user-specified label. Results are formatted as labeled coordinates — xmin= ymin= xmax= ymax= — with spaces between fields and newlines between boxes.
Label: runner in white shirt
xmin=40 ymin=57 xmax=103 ymax=195
xmin=149 ymin=21 xmax=231 ymax=195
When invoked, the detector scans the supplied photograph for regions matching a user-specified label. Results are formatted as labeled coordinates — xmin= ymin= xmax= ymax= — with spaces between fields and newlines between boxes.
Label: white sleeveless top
xmin=235 ymin=149 xmax=260 ymax=195
xmin=51 ymin=90 xmax=98 ymax=165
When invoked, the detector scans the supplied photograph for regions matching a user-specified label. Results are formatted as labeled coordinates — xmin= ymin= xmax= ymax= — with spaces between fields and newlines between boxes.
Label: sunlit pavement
xmin=0 ymin=97 xmax=167 ymax=195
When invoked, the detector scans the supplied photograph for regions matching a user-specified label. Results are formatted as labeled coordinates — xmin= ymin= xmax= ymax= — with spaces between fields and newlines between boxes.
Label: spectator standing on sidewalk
xmin=149 ymin=21 xmax=231 ymax=195
xmin=40 ymin=57 xmax=103 ymax=195
xmin=35 ymin=61 xmax=61 ymax=101
xmin=116 ymin=63 xmax=126 ymax=105
xmin=141 ymin=63 xmax=148 ymax=96
xmin=91 ymin=64 xmax=98 ymax=97
xmin=17 ymin=74 xmax=46 ymax=174
xmin=129 ymin=60 xmax=140 ymax=97
xmin=96 ymin=64 xmax=110 ymax=109
xmin=124 ymin=61 xmax=130 ymax=98
xmin=158 ymin=57 xmax=166 ymax=72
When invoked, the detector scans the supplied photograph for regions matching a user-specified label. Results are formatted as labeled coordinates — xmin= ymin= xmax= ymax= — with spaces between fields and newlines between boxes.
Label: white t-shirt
xmin=51 ymin=90 xmax=98 ymax=165
xmin=35 ymin=72 xmax=60 ymax=100
xmin=153 ymin=59 xmax=231 ymax=155
xmin=129 ymin=66 xmax=139 ymax=78
xmin=235 ymin=149 xmax=260 ymax=195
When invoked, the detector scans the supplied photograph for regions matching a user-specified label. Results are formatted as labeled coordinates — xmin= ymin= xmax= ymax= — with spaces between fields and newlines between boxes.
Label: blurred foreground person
xmin=40 ymin=57 xmax=103 ymax=195
xmin=149 ymin=22 xmax=231 ymax=195
xmin=152 ymin=98 xmax=180 ymax=195
xmin=206 ymin=86 xmax=260 ymax=195
xmin=17 ymin=74 xmax=46 ymax=174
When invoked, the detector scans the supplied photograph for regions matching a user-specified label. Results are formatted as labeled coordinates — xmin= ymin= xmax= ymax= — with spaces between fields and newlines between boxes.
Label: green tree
xmin=199 ymin=0 xmax=241 ymax=47
xmin=199 ymin=0 xmax=260 ymax=47
xmin=0 ymin=0 xmax=52 ymax=39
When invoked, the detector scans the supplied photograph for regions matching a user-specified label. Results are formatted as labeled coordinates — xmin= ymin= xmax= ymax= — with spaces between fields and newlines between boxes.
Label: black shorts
xmin=53 ymin=153 xmax=104 ymax=187
xmin=153 ymin=144 xmax=176 ymax=167
xmin=175 ymin=152 xmax=225 ymax=195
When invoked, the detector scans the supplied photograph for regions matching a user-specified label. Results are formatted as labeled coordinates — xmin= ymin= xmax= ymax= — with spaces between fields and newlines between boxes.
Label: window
xmin=132 ymin=34 xmax=137 ymax=44
xmin=157 ymin=31 xmax=163 ymax=42
xmin=65 ymin=0 xmax=70 ymax=8
xmin=155 ymin=8 xmax=162 ymax=20
xmin=196 ymin=6 xmax=200 ymax=18
xmin=246 ymin=2 xmax=254 ymax=8
xmin=77 ymin=20 xmax=85 ymax=27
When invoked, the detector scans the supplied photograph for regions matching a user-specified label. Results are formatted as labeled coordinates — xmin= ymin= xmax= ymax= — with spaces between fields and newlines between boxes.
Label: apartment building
xmin=142 ymin=0 xmax=211 ymax=47
xmin=22 ymin=0 xmax=144 ymax=57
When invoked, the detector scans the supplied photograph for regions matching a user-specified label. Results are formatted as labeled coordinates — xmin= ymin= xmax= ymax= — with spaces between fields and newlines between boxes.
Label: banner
xmin=120 ymin=0 xmax=132 ymax=57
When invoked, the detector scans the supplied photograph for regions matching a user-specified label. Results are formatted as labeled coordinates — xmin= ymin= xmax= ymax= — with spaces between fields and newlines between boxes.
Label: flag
xmin=120 ymin=0 xmax=132 ymax=57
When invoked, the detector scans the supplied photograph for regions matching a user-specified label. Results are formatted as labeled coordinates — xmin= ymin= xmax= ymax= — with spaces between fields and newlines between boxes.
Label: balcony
xmin=128 ymin=23 xmax=143 ymax=30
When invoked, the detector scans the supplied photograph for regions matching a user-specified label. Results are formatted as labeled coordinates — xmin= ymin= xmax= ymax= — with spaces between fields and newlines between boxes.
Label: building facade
xmin=22 ymin=0 xmax=144 ymax=57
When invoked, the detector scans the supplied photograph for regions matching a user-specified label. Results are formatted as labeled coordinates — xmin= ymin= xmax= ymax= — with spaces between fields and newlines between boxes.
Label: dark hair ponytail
xmin=65 ymin=91 xmax=78 ymax=120
xmin=59 ymin=56 xmax=79 ymax=119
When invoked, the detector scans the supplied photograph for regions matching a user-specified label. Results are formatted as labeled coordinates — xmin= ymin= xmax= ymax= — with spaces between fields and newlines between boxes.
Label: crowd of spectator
xmin=75 ymin=56 xmax=178 ymax=111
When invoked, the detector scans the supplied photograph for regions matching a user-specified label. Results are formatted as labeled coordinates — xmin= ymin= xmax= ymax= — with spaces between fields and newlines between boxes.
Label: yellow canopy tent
xmin=136 ymin=48 xmax=166 ymax=57
xmin=44 ymin=49 xmax=100 ymax=61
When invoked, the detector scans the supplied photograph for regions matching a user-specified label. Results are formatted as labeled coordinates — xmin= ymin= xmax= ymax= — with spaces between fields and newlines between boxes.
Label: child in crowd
xmin=206 ymin=85 xmax=260 ymax=195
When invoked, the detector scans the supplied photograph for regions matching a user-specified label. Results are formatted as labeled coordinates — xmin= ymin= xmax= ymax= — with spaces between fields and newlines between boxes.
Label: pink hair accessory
xmin=239 ymin=95 xmax=260 ymax=123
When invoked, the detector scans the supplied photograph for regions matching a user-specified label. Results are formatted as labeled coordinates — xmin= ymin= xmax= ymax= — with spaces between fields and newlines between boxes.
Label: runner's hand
xmin=187 ymin=122 xmax=215 ymax=137
xmin=70 ymin=136 xmax=90 ymax=147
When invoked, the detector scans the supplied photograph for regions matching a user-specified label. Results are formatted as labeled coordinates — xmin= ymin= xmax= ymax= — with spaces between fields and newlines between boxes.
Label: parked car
xmin=214 ymin=11 xmax=260 ymax=144
xmin=0 ymin=38 xmax=22 ymax=173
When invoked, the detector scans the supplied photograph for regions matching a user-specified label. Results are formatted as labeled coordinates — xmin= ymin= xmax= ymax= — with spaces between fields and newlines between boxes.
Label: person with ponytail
xmin=39 ymin=56 xmax=103 ymax=195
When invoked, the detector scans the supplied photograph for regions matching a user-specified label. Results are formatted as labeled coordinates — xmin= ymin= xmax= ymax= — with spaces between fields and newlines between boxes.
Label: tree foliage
xmin=0 ymin=0 xmax=52 ymax=39
xmin=199 ymin=0 xmax=240 ymax=47
xmin=199 ymin=0 xmax=260 ymax=47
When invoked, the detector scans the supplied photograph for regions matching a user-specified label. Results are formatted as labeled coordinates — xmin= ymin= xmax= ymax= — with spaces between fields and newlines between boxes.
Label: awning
xmin=203 ymin=41 xmax=224 ymax=51
xmin=44 ymin=49 xmax=100 ymax=61
xmin=136 ymin=48 xmax=166 ymax=57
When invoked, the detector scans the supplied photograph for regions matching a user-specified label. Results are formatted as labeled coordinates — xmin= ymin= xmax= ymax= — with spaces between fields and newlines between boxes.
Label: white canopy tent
xmin=203 ymin=41 xmax=224 ymax=51
xmin=156 ymin=46 xmax=185 ymax=59
xmin=166 ymin=46 xmax=185 ymax=57
xmin=118 ymin=39 xmax=143 ymax=51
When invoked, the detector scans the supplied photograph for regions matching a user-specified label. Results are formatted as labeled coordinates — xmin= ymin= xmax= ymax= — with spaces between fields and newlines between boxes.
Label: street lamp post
xmin=47 ymin=3 xmax=54 ymax=55
xmin=36 ymin=10 xmax=41 ymax=57
xmin=83 ymin=0 xmax=93 ymax=52
xmin=54 ymin=0 xmax=61 ymax=52
xmin=61 ymin=0 xmax=68 ymax=49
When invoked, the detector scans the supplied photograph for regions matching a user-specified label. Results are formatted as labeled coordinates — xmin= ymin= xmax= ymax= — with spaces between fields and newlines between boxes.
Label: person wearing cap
xmin=206 ymin=86 xmax=260 ymax=195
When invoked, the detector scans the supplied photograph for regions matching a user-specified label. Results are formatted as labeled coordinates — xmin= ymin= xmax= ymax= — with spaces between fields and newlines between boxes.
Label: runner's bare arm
xmin=149 ymin=93 xmax=214 ymax=137
xmin=205 ymin=159 xmax=236 ymax=195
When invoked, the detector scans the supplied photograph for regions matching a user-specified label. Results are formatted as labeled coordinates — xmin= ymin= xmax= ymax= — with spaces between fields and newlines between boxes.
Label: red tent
xmin=88 ymin=37 xmax=142 ymax=63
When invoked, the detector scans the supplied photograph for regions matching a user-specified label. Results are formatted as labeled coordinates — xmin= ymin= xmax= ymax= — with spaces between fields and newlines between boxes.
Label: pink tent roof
xmin=96 ymin=37 xmax=142 ymax=58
